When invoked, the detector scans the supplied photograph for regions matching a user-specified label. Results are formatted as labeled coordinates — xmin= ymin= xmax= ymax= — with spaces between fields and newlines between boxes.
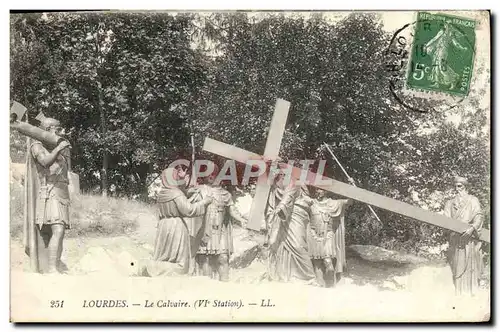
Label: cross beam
xmin=246 ymin=99 xmax=290 ymax=230
xmin=202 ymin=137 xmax=490 ymax=244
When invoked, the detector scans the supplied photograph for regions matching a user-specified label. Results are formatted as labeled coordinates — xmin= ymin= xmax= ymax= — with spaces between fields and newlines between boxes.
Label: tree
xmin=10 ymin=12 xmax=489 ymax=252
xmin=185 ymin=12 xmax=490 ymax=251
xmin=10 ymin=12 xmax=211 ymax=199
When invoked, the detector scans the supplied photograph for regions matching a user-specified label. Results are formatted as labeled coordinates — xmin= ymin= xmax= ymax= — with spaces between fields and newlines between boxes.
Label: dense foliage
xmin=10 ymin=12 xmax=490 ymax=254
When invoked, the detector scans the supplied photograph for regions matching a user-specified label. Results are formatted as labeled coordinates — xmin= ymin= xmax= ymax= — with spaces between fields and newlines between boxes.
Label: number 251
xmin=50 ymin=300 xmax=64 ymax=308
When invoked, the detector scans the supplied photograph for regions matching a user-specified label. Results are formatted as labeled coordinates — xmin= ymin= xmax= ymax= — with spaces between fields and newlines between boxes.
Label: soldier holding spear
xmin=305 ymin=143 xmax=382 ymax=286
xmin=11 ymin=102 xmax=72 ymax=274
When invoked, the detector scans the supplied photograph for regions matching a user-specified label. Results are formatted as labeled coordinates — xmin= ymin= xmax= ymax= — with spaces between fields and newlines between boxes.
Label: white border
xmin=1 ymin=0 xmax=497 ymax=330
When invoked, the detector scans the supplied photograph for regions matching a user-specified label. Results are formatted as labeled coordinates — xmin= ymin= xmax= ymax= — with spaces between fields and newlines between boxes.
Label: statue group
xmin=17 ymin=115 xmax=486 ymax=295
xmin=141 ymin=165 xmax=355 ymax=288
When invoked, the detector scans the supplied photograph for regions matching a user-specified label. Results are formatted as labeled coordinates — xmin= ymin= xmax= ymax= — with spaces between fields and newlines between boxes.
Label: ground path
xmin=10 ymin=233 xmax=490 ymax=322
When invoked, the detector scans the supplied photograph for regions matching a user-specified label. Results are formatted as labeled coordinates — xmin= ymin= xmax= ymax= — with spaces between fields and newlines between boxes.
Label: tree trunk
xmin=97 ymin=80 xmax=108 ymax=197
xmin=131 ymin=171 xmax=149 ymax=201
xmin=94 ymin=23 xmax=108 ymax=197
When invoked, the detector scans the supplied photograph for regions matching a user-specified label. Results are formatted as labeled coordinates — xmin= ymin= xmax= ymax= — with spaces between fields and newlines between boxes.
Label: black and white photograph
xmin=8 ymin=10 xmax=490 ymax=322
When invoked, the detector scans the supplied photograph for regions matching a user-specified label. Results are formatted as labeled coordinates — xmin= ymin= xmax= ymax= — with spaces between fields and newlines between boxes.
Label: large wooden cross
xmin=203 ymin=99 xmax=490 ymax=243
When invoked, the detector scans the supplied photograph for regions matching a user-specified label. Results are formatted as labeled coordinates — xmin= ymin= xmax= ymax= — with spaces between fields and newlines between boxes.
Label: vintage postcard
xmin=9 ymin=10 xmax=490 ymax=322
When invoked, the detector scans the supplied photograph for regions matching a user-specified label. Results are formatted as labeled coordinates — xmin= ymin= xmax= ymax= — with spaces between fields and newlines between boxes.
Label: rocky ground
xmin=9 ymin=189 xmax=490 ymax=322
xmin=10 ymin=224 xmax=490 ymax=322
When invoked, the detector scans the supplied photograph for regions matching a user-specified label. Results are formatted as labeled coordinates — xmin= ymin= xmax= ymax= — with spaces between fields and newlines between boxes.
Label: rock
xmin=347 ymin=244 xmax=429 ymax=266
xmin=392 ymin=275 xmax=408 ymax=288
xmin=405 ymin=265 xmax=455 ymax=293
xmin=382 ymin=280 xmax=398 ymax=290
xmin=74 ymin=247 xmax=122 ymax=275
xmin=115 ymin=251 xmax=140 ymax=276
xmin=230 ymin=242 xmax=260 ymax=269
xmin=230 ymin=261 xmax=268 ymax=283
xmin=229 ymin=226 xmax=266 ymax=269
xmin=74 ymin=243 xmax=147 ymax=276
xmin=142 ymin=243 xmax=154 ymax=252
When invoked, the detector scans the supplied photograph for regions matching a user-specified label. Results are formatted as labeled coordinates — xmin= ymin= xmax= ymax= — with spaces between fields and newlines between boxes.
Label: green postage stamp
xmin=406 ymin=12 xmax=476 ymax=97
